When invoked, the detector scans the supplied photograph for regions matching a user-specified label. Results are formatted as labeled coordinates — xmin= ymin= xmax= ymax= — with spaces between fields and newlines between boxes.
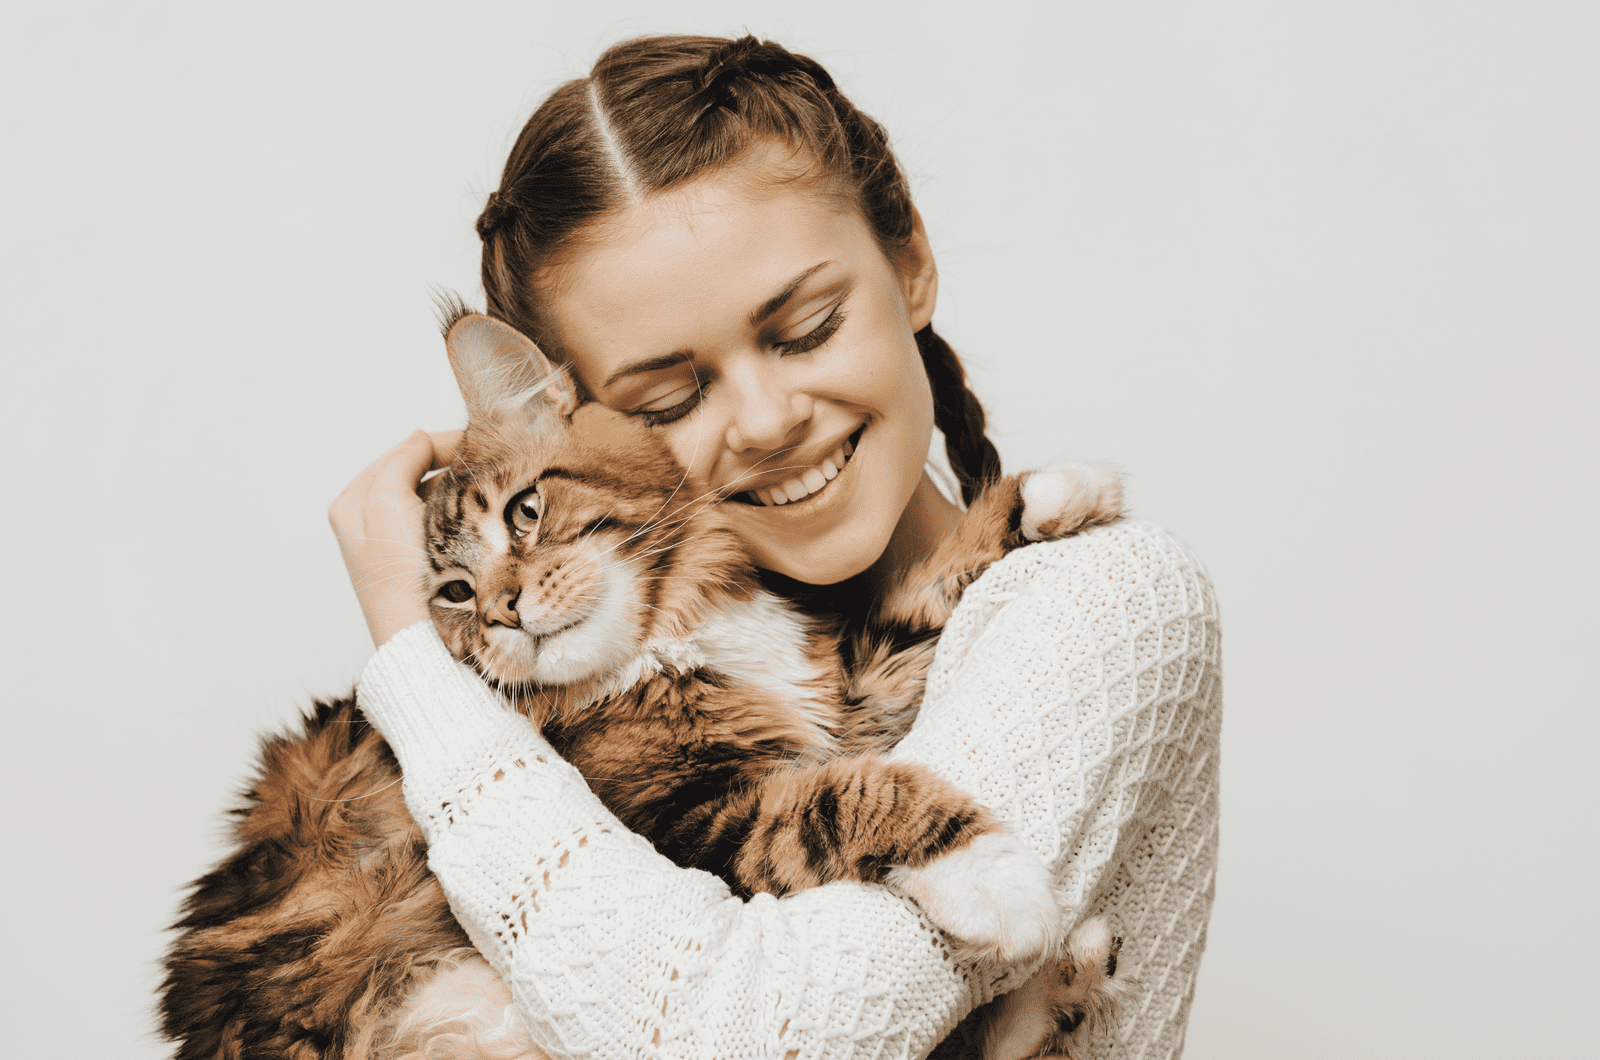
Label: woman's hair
xmin=477 ymin=34 xmax=1002 ymax=505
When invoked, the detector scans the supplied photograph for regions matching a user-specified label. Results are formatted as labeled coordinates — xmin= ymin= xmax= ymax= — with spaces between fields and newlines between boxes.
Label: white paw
xmin=1019 ymin=463 xmax=1124 ymax=542
xmin=883 ymin=831 xmax=1063 ymax=963
xmin=1064 ymin=913 xmax=1116 ymax=969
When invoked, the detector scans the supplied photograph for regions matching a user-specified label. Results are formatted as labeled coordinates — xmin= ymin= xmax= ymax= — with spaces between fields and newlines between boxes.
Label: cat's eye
xmin=436 ymin=580 xmax=474 ymax=605
xmin=508 ymin=488 xmax=543 ymax=537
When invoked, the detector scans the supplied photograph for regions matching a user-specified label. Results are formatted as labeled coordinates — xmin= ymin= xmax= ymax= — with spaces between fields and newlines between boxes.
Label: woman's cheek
xmin=664 ymin=409 xmax=724 ymax=487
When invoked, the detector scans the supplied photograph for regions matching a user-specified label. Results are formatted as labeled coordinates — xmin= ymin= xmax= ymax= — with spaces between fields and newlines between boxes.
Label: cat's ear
xmin=443 ymin=312 xmax=579 ymax=423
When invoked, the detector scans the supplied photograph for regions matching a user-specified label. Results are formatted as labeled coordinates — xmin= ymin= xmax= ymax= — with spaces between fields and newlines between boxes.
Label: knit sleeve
xmin=889 ymin=519 xmax=1223 ymax=1058
xmin=358 ymin=624 xmax=991 ymax=1060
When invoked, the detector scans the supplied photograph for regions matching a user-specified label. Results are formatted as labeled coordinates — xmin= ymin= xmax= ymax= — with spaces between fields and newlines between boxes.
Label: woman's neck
xmin=870 ymin=471 xmax=964 ymax=583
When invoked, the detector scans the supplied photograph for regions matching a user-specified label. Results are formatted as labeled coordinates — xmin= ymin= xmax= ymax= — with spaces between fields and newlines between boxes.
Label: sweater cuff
xmin=357 ymin=619 xmax=554 ymax=786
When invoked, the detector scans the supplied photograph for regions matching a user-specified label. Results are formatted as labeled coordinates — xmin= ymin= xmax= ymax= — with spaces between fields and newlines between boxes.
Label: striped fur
xmin=161 ymin=313 xmax=1127 ymax=1058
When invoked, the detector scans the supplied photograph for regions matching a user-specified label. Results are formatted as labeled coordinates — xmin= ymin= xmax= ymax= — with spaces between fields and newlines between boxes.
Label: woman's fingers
xmin=331 ymin=430 xmax=458 ymax=648
xmin=331 ymin=431 xmax=426 ymax=528
xmin=427 ymin=429 xmax=464 ymax=472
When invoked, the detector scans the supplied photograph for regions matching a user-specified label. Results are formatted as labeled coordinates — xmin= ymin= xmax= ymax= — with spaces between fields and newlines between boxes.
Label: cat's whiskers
xmin=619 ymin=366 xmax=709 ymax=550
xmin=551 ymin=372 xmax=715 ymax=573
xmin=622 ymin=403 xmax=812 ymax=544
xmin=649 ymin=448 xmax=812 ymax=527
xmin=553 ymin=532 xmax=635 ymax=585
xmin=655 ymin=453 xmax=822 ymax=525
xmin=606 ymin=463 xmax=793 ymax=565
xmin=290 ymin=772 xmax=405 ymax=804
xmin=350 ymin=566 xmax=438 ymax=595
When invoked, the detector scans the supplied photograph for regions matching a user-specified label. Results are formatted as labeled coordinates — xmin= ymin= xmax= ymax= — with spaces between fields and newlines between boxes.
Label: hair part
xmin=477 ymin=34 xmax=1002 ymax=505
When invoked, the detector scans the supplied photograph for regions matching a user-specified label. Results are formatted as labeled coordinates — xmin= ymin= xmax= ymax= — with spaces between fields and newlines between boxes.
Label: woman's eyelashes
xmin=774 ymin=303 xmax=845 ymax=356
xmin=631 ymin=302 xmax=847 ymax=427
xmin=637 ymin=382 xmax=705 ymax=427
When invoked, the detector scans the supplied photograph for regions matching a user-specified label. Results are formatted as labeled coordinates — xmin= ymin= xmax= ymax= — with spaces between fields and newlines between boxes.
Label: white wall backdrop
xmin=3 ymin=2 xmax=1595 ymax=1056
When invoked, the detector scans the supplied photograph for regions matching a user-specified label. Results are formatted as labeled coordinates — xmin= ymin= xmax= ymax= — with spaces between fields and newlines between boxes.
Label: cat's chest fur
xmin=607 ymin=590 xmax=837 ymax=735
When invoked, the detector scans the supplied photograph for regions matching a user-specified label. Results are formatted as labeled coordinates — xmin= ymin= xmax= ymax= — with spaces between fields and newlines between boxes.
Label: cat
xmin=161 ymin=307 xmax=1131 ymax=1060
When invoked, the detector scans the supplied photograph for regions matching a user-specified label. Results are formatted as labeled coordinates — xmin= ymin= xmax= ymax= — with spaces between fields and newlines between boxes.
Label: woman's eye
xmin=775 ymin=304 xmax=845 ymax=356
xmin=636 ymin=382 xmax=705 ymax=427
xmin=437 ymin=580 xmax=474 ymax=604
xmin=508 ymin=488 xmax=543 ymax=536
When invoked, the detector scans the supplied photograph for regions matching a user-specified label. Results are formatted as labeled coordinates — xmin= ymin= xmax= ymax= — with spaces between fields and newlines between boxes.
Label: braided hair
xmin=477 ymin=34 xmax=1002 ymax=505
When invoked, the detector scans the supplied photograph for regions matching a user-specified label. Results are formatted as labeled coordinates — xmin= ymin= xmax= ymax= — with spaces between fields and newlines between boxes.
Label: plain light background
xmin=3 ymin=2 xmax=1595 ymax=1056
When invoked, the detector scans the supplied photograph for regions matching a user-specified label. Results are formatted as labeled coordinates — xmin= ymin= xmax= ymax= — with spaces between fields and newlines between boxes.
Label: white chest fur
xmin=692 ymin=592 xmax=830 ymax=721
xmin=591 ymin=591 xmax=834 ymax=740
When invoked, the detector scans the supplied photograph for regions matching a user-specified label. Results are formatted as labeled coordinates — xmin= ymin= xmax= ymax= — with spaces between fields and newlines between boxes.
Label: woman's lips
xmin=733 ymin=426 xmax=864 ymax=507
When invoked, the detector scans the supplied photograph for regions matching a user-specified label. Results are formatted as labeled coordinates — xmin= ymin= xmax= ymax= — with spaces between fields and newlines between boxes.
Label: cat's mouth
xmin=730 ymin=425 xmax=864 ymax=507
xmin=485 ymin=555 xmax=645 ymax=688
xmin=525 ymin=618 xmax=583 ymax=649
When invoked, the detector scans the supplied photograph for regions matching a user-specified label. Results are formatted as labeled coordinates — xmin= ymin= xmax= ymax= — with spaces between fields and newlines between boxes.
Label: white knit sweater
xmin=358 ymin=519 xmax=1222 ymax=1060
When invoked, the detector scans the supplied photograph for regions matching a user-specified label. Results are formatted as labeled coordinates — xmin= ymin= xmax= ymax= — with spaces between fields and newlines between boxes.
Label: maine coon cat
xmin=162 ymin=309 xmax=1130 ymax=1060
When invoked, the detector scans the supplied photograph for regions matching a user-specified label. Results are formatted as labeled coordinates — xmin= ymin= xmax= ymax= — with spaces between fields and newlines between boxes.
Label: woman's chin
xmin=723 ymin=428 xmax=922 ymax=584
xmin=743 ymin=525 xmax=892 ymax=585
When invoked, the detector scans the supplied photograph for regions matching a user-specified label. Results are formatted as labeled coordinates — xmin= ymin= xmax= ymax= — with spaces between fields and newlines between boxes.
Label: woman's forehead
xmin=539 ymin=157 xmax=877 ymax=384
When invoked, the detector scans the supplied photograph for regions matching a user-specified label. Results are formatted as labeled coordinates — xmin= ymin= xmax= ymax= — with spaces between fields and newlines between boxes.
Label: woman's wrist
xmin=359 ymin=621 xmax=532 ymax=760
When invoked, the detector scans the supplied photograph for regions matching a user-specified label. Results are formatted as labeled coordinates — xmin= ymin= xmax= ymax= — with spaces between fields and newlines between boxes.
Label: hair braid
xmin=917 ymin=326 xmax=1003 ymax=506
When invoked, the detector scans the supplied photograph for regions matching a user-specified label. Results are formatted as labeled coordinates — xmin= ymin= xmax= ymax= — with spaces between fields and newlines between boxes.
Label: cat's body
xmin=162 ymin=312 xmax=1130 ymax=1059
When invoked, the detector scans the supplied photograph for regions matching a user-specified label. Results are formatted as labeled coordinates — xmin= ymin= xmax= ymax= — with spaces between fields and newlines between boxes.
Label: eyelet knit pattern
xmin=357 ymin=519 xmax=1221 ymax=1060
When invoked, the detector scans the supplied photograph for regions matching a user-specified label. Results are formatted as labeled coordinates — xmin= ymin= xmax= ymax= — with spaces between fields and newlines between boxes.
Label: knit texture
xmin=357 ymin=519 xmax=1221 ymax=1060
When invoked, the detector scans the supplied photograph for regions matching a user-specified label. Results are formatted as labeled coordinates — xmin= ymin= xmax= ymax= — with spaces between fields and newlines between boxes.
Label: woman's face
xmin=538 ymin=150 xmax=941 ymax=584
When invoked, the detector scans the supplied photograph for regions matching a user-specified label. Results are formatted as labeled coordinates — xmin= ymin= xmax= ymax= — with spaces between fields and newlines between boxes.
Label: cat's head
xmin=423 ymin=308 xmax=745 ymax=695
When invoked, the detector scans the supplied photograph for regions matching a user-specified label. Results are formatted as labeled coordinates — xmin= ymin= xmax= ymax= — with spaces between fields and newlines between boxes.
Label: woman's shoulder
xmin=971 ymin=518 xmax=1212 ymax=605
xmin=934 ymin=519 xmax=1219 ymax=670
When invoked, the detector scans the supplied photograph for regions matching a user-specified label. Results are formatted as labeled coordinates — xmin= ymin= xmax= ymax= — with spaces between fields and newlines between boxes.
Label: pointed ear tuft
xmin=433 ymin=289 xmax=474 ymax=337
xmin=443 ymin=313 xmax=578 ymax=424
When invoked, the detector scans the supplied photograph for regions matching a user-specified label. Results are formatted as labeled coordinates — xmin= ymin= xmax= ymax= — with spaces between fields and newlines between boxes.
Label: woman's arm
xmin=890 ymin=520 xmax=1223 ymax=1054
xmin=358 ymin=623 xmax=988 ymax=1060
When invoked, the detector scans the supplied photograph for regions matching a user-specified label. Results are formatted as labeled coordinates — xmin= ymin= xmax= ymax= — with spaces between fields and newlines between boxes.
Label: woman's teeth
xmin=748 ymin=437 xmax=855 ymax=506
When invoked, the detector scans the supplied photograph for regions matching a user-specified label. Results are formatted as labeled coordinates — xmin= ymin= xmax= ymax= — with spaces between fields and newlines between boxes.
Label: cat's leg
xmin=972 ymin=916 xmax=1138 ymax=1060
xmin=870 ymin=464 xmax=1123 ymax=635
xmin=680 ymin=755 xmax=1063 ymax=963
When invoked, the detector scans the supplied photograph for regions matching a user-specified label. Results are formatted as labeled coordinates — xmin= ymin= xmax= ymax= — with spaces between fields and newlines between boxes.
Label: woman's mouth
xmin=736 ymin=426 xmax=864 ymax=507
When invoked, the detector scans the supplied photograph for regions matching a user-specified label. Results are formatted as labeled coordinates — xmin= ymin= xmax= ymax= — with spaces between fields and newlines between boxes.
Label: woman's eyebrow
xmin=748 ymin=261 xmax=833 ymax=326
xmin=602 ymin=350 xmax=693 ymax=390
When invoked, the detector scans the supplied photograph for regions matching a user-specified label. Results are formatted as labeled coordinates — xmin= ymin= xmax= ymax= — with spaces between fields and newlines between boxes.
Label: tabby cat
xmin=161 ymin=309 xmax=1130 ymax=1059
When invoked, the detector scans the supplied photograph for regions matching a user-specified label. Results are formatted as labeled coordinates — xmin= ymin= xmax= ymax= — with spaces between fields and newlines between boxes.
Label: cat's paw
xmin=1019 ymin=464 xmax=1124 ymax=542
xmin=972 ymin=915 xmax=1139 ymax=1056
xmin=977 ymin=917 xmax=1139 ymax=1060
xmin=883 ymin=831 xmax=1063 ymax=963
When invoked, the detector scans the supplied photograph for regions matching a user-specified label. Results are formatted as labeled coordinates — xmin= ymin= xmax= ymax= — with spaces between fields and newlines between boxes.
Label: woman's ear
xmin=898 ymin=206 xmax=939 ymax=331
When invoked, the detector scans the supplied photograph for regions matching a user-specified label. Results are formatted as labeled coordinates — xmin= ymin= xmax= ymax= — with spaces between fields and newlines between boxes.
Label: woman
xmin=334 ymin=35 xmax=1220 ymax=1060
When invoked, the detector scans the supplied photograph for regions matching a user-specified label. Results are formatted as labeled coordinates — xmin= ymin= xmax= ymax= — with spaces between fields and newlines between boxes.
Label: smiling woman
xmin=542 ymin=142 xmax=950 ymax=583
xmin=176 ymin=32 xmax=1221 ymax=1060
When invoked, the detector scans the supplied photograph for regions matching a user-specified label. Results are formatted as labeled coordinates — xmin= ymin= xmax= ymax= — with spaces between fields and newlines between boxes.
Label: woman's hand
xmin=329 ymin=429 xmax=463 ymax=647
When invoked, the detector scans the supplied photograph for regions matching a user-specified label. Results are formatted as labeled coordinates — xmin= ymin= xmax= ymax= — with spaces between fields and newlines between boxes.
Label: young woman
xmin=332 ymin=35 xmax=1221 ymax=1060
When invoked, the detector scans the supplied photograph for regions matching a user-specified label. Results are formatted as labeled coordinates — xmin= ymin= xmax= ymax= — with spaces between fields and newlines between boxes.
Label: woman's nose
xmin=722 ymin=363 xmax=812 ymax=453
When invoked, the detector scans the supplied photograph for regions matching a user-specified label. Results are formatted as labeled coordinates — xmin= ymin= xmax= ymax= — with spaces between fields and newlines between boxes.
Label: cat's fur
xmin=161 ymin=310 xmax=1130 ymax=1059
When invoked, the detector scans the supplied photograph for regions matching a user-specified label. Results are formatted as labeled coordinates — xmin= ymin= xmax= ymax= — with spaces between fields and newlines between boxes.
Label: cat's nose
xmin=485 ymin=590 xmax=520 ymax=628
